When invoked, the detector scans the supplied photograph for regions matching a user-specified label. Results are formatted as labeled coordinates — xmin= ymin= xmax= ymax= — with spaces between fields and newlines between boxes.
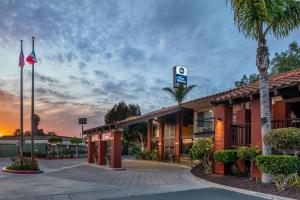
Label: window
xmin=196 ymin=111 xmax=214 ymax=133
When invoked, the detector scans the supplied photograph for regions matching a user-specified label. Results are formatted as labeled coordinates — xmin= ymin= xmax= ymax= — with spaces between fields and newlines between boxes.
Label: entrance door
xmin=164 ymin=123 xmax=175 ymax=160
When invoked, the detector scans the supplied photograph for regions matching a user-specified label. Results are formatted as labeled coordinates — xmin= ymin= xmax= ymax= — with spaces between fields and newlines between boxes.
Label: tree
xmin=48 ymin=137 xmax=62 ymax=158
xmin=105 ymin=101 xmax=141 ymax=124
xmin=234 ymin=74 xmax=259 ymax=87
xmin=70 ymin=137 xmax=82 ymax=158
xmin=162 ymin=84 xmax=196 ymax=106
xmin=235 ymin=41 xmax=300 ymax=86
xmin=105 ymin=102 xmax=143 ymax=154
xmin=13 ymin=129 xmax=21 ymax=136
xmin=270 ymin=41 xmax=300 ymax=74
xmin=227 ymin=0 xmax=300 ymax=183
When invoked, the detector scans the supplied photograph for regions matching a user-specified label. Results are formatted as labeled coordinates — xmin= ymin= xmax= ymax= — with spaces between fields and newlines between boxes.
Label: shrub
xmin=237 ymin=146 xmax=261 ymax=161
xmin=215 ymin=150 xmax=238 ymax=165
xmin=6 ymin=159 xmax=40 ymax=171
xmin=256 ymin=155 xmax=300 ymax=191
xmin=134 ymin=150 xmax=159 ymax=160
xmin=237 ymin=146 xmax=261 ymax=178
xmin=190 ymin=138 xmax=213 ymax=174
xmin=264 ymin=127 xmax=300 ymax=156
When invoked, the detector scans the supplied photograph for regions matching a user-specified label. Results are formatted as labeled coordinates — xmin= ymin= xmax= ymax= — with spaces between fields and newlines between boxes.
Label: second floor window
xmin=196 ymin=111 xmax=214 ymax=133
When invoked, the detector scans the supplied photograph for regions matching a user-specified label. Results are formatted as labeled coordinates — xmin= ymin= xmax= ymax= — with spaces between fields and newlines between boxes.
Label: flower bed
xmin=191 ymin=167 xmax=300 ymax=199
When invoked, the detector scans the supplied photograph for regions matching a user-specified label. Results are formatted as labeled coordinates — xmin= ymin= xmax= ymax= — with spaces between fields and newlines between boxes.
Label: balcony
xmin=231 ymin=118 xmax=300 ymax=147
xmin=271 ymin=118 xmax=300 ymax=129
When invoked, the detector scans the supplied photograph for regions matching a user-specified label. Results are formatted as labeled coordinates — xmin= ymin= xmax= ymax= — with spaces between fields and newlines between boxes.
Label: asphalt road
xmin=111 ymin=188 xmax=266 ymax=200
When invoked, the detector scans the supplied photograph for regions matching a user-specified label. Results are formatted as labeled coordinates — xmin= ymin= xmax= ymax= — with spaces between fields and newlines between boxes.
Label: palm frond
xmin=227 ymin=0 xmax=300 ymax=40
xmin=162 ymin=84 xmax=196 ymax=105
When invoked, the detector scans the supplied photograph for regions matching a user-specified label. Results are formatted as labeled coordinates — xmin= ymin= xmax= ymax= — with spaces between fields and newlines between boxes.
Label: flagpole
xmin=20 ymin=40 xmax=24 ymax=161
xmin=31 ymin=36 xmax=35 ymax=161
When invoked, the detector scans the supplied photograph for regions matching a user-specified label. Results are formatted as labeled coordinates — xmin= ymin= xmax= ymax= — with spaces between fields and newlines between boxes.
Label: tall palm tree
xmin=163 ymin=84 xmax=196 ymax=162
xmin=163 ymin=84 xmax=196 ymax=106
xmin=227 ymin=0 xmax=300 ymax=183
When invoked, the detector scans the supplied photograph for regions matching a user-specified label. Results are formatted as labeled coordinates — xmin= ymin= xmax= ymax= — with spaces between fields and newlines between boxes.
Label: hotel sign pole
xmin=31 ymin=36 xmax=35 ymax=161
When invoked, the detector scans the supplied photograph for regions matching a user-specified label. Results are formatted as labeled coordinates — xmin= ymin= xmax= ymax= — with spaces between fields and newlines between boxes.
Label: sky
xmin=0 ymin=0 xmax=299 ymax=137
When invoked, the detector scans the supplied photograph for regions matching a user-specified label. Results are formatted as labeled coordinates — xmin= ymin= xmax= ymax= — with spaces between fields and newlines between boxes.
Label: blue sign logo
xmin=179 ymin=68 xmax=185 ymax=74
xmin=176 ymin=74 xmax=187 ymax=84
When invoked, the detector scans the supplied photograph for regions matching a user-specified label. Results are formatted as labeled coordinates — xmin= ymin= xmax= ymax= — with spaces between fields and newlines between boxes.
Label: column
xmin=251 ymin=97 xmax=262 ymax=148
xmin=214 ymin=104 xmax=233 ymax=174
xmin=111 ymin=130 xmax=122 ymax=168
xmin=175 ymin=112 xmax=182 ymax=162
xmin=158 ymin=119 xmax=164 ymax=161
xmin=147 ymin=119 xmax=153 ymax=151
xmin=98 ymin=134 xmax=107 ymax=165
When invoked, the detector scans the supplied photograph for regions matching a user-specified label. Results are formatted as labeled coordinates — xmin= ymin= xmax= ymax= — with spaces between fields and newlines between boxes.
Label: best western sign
xmin=173 ymin=65 xmax=188 ymax=88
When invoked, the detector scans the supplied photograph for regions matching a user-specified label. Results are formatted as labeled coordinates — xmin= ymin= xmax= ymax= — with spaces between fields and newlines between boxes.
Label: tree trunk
xmin=256 ymin=39 xmax=272 ymax=183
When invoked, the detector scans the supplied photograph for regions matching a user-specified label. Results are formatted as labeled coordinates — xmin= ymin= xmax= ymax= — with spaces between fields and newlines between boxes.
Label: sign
xmin=79 ymin=118 xmax=87 ymax=124
xmin=102 ymin=132 xmax=112 ymax=141
xmin=91 ymin=134 xmax=99 ymax=142
xmin=173 ymin=65 xmax=188 ymax=88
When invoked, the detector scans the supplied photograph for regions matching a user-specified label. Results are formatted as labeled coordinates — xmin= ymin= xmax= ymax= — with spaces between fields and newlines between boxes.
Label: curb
xmin=187 ymin=170 xmax=295 ymax=200
xmin=2 ymin=167 xmax=43 ymax=174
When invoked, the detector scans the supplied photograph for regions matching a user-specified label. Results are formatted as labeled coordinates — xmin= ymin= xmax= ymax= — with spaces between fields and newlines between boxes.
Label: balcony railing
xmin=231 ymin=123 xmax=251 ymax=147
xmin=271 ymin=118 xmax=300 ymax=129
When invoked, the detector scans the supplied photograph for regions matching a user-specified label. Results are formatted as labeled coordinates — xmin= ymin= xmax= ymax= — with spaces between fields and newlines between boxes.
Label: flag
xmin=26 ymin=50 xmax=37 ymax=65
xmin=19 ymin=48 xmax=25 ymax=68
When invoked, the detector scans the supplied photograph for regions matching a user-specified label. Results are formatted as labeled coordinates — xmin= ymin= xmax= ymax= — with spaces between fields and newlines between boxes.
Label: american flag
xmin=19 ymin=48 xmax=24 ymax=68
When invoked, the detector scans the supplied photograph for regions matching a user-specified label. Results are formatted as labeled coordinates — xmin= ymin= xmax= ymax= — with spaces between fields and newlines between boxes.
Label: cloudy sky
xmin=0 ymin=0 xmax=299 ymax=136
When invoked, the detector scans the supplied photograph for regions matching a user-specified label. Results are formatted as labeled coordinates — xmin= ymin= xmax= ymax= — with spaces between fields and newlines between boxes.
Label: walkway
xmin=0 ymin=158 xmax=267 ymax=200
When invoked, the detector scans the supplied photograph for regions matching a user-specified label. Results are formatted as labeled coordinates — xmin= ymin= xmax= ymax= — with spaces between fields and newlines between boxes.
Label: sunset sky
xmin=0 ymin=0 xmax=299 ymax=137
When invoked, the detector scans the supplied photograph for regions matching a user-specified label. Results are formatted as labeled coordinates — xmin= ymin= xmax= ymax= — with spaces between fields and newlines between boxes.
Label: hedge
xmin=256 ymin=155 xmax=300 ymax=175
xmin=215 ymin=150 xmax=238 ymax=165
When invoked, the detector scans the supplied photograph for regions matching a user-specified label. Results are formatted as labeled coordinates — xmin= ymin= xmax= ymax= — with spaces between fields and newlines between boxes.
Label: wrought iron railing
xmin=231 ymin=123 xmax=251 ymax=147
xmin=271 ymin=118 xmax=300 ymax=129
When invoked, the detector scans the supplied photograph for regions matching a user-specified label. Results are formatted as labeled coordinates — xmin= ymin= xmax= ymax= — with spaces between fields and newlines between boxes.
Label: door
xmin=164 ymin=123 xmax=175 ymax=160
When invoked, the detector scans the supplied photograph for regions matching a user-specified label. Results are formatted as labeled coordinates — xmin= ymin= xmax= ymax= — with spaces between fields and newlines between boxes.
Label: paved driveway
xmin=0 ymin=158 xmax=266 ymax=200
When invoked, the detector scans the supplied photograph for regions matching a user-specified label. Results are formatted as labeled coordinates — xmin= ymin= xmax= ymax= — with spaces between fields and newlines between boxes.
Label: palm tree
xmin=163 ymin=84 xmax=196 ymax=107
xmin=48 ymin=137 xmax=62 ymax=158
xmin=70 ymin=137 xmax=82 ymax=158
xmin=163 ymin=84 xmax=196 ymax=162
xmin=227 ymin=0 xmax=300 ymax=183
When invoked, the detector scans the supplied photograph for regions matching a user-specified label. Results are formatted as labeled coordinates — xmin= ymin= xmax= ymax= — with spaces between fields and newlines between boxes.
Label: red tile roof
xmin=212 ymin=68 xmax=300 ymax=103
xmin=84 ymin=68 xmax=300 ymax=134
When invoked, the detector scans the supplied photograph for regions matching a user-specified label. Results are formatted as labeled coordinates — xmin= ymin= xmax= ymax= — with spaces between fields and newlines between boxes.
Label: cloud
xmin=36 ymin=87 xmax=76 ymax=100
xmin=94 ymin=70 xmax=109 ymax=79
xmin=35 ymin=72 xmax=59 ymax=84
xmin=119 ymin=47 xmax=145 ymax=62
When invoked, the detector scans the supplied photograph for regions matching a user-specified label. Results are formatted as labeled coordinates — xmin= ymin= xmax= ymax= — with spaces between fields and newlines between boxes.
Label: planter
xmin=251 ymin=160 xmax=261 ymax=180
xmin=214 ymin=161 xmax=225 ymax=174
xmin=2 ymin=167 xmax=43 ymax=174
xmin=236 ymin=159 xmax=246 ymax=173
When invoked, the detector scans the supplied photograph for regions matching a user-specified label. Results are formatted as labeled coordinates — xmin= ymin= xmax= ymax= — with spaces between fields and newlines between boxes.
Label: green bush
xmin=214 ymin=150 xmax=238 ymax=165
xmin=256 ymin=155 xmax=300 ymax=175
xmin=256 ymin=155 xmax=300 ymax=191
xmin=190 ymin=138 xmax=213 ymax=174
xmin=135 ymin=150 xmax=160 ymax=161
xmin=264 ymin=127 xmax=300 ymax=155
xmin=6 ymin=159 xmax=40 ymax=171
xmin=237 ymin=146 xmax=261 ymax=161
